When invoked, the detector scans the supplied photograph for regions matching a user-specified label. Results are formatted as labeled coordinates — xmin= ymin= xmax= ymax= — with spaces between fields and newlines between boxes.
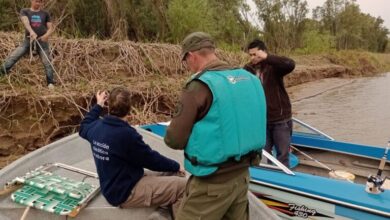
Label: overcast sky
xmin=247 ymin=0 xmax=390 ymax=30
xmin=307 ymin=0 xmax=390 ymax=29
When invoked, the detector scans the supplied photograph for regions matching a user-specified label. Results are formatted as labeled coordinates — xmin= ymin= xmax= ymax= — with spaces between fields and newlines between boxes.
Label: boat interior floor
xmin=291 ymin=147 xmax=390 ymax=184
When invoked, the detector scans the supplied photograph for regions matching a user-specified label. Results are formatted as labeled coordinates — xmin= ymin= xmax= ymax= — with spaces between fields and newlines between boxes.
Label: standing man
xmin=79 ymin=87 xmax=186 ymax=219
xmin=244 ymin=39 xmax=295 ymax=167
xmin=0 ymin=0 xmax=55 ymax=89
xmin=165 ymin=32 xmax=266 ymax=220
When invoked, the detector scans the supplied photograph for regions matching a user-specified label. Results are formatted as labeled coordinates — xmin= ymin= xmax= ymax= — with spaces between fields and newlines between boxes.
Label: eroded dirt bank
xmin=1 ymin=32 xmax=389 ymax=168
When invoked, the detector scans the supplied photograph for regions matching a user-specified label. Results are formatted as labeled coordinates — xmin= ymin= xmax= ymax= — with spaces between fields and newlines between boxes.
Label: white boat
xmin=0 ymin=127 xmax=279 ymax=220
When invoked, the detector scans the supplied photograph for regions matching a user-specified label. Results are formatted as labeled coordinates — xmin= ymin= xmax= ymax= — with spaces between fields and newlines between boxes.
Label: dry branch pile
xmin=0 ymin=31 xmax=246 ymax=164
xmin=3 ymin=31 xmax=381 ymax=167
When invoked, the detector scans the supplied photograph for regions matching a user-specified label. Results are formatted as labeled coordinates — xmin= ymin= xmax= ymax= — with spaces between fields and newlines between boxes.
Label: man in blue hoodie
xmin=79 ymin=87 xmax=186 ymax=218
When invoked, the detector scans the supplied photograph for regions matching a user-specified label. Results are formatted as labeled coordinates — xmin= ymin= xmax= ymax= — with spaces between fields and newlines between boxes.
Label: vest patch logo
xmin=226 ymin=75 xmax=250 ymax=84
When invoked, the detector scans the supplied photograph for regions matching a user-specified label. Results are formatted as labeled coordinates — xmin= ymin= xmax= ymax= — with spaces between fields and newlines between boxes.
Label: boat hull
xmin=251 ymin=181 xmax=390 ymax=220
xmin=249 ymin=167 xmax=390 ymax=220
xmin=141 ymin=123 xmax=390 ymax=219
xmin=0 ymin=129 xmax=277 ymax=220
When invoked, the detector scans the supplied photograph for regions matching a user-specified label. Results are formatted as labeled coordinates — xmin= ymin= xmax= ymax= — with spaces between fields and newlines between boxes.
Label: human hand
xmin=39 ymin=34 xmax=49 ymax=42
xmin=96 ymin=90 xmax=109 ymax=107
xmin=30 ymin=32 xmax=38 ymax=41
xmin=256 ymin=49 xmax=268 ymax=61
xmin=177 ymin=164 xmax=186 ymax=177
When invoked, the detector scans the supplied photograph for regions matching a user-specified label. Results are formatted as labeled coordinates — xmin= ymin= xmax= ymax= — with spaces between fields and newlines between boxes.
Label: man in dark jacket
xmin=79 ymin=87 xmax=186 ymax=218
xmin=244 ymin=39 xmax=295 ymax=167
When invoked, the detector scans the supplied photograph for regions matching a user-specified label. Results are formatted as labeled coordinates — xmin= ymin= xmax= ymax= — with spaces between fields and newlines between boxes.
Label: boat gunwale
xmin=0 ymin=128 xmax=163 ymax=177
xmin=292 ymin=142 xmax=390 ymax=163
xmin=250 ymin=176 xmax=390 ymax=217
xmin=0 ymin=133 xmax=81 ymax=177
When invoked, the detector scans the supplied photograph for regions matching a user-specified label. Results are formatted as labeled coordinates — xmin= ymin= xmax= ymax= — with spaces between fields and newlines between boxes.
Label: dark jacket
xmin=79 ymin=105 xmax=179 ymax=206
xmin=244 ymin=55 xmax=295 ymax=123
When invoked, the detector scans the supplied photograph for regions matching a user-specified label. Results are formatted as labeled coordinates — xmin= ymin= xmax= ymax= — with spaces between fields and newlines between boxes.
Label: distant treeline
xmin=0 ymin=0 xmax=388 ymax=53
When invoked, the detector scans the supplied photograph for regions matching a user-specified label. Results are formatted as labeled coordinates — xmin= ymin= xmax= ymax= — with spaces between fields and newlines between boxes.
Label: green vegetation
xmin=0 ymin=0 xmax=388 ymax=53
xmin=325 ymin=51 xmax=390 ymax=75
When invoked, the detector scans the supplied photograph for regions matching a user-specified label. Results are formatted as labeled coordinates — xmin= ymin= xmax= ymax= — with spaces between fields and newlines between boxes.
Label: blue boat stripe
xmin=292 ymin=135 xmax=390 ymax=161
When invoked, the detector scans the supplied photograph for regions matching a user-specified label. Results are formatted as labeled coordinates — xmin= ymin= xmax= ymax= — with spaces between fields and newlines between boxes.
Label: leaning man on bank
xmin=0 ymin=0 xmax=55 ymax=88
xmin=165 ymin=32 xmax=267 ymax=220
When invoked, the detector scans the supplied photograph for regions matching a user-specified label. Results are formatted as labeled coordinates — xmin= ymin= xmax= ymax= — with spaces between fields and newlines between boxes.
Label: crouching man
xmin=79 ymin=87 xmax=186 ymax=218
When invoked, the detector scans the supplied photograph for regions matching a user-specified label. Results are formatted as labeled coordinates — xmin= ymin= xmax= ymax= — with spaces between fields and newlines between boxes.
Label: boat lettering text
xmin=289 ymin=204 xmax=317 ymax=217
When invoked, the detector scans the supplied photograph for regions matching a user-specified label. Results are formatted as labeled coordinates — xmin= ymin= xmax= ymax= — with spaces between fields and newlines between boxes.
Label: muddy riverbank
xmin=1 ymin=32 xmax=390 ymax=168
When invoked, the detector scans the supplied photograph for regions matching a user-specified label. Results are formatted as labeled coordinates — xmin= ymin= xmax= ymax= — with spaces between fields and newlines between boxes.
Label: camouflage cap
xmin=180 ymin=32 xmax=215 ymax=61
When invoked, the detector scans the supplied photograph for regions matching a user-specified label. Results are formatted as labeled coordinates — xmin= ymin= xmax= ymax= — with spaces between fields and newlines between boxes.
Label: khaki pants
xmin=120 ymin=171 xmax=187 ymax=218
xmin=176 ymin=169 xmax=250 ymax=220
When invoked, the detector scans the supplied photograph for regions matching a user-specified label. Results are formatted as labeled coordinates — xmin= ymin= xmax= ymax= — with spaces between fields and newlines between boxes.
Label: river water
xmin=290 ymin=73 xmax=390 ymax=147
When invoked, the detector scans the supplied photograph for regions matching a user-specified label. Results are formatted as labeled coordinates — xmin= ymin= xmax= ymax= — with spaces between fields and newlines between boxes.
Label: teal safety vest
xmin=184 ymin=68 xmax=266 ymax=176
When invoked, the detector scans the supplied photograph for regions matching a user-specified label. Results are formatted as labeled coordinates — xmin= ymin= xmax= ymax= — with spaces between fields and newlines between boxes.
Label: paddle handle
xmin=290 ymin=145 xmax=333 ymax=171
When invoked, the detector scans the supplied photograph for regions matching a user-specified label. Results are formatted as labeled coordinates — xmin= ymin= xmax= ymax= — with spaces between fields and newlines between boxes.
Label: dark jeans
xmin=264 ymin=119 xmax=292 ymax=167
xmin=1 ymin=38 xmax=54 ymax=84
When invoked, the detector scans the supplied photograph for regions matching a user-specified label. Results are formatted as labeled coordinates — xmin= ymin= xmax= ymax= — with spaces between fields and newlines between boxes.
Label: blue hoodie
xmin=79 ymin=105 xmax=180 ymax=206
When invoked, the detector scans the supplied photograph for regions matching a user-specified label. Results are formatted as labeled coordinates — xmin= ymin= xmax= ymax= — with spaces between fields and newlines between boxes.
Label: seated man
xmin=79 ymin=87 xmax=186 ymax=218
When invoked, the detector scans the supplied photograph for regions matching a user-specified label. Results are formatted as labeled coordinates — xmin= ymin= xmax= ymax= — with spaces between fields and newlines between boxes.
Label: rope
xmin=34 ymin=39 xmax=88 ymax=116
xmin=291 ymin=145 xmax=333 ymax=171
xmin=20 ymin=206 xmax=30 ymax=220
xmin=29 ymin=40 xmax=34 ymax=63
xmin=291 ymin=145 xmax=354 ymax=183
xmin=291 ymin=80 xmax=355 ymax=104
